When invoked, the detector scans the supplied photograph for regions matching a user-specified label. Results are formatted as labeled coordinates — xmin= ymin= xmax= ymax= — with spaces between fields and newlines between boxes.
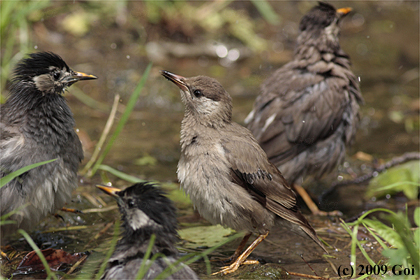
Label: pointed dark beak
xmin=161 ymin=70 xmax=188 ymax=91
xmin=96 ymin=185 xmax=121 ymax=198
xmin=336 ymin=7 xmax=352 ymax=17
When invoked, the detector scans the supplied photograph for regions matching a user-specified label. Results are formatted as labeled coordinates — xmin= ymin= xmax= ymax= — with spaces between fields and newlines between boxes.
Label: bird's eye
xmin=193 ymin=89 xmax=203 ymax=98
xmin=53 ymin=72 xmax=61 ymax=80
xmin=127 ymin=199 xmax=135 ymax=208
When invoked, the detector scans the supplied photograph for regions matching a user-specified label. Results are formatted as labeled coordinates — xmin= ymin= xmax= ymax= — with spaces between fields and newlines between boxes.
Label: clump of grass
xmin=0 ymin=0 xmax=51 ymax=101
xmin=341 ymin=206 xmax=419 ymax=279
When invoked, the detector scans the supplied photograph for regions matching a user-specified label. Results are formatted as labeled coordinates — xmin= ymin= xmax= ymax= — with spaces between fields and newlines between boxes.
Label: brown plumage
xmin=245 ymin=3 xmax=363 ymax=214
xmin=161 ymin=71 xmax=326 ymax=275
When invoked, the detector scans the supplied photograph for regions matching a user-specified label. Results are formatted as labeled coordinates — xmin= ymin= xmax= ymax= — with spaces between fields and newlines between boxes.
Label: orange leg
xmin=1 ymin=249 xmax=10 ymax=261
xmin=212 ymin=232 xmax=269 ymax=275
xmin=219 ymin=232 xmax=252 ymax=264
xmin=294 ymin=184 xmax=342 ymax=216
xmin=60 ymin=207 xmax=83 ymax=214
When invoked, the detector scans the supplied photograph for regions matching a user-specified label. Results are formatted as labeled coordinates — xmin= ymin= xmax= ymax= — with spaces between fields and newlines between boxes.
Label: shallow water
xmin=1 ymin=1 xmax=419 ymax=279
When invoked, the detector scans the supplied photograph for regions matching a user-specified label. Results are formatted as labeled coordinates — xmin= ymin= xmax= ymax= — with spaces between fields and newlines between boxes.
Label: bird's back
xmin=246 ymin=48 xmax=362 ymax=183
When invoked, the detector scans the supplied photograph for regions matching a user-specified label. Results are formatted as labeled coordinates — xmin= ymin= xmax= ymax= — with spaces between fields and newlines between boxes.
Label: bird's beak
xmin=336 ymin=7 xmax=352 ymax=17
xmin=161 ymin=70 xmax=188 ymax=91
xmin=96 ymin=185 xmax=121 ymax=198
xmin=62 ymin=71 xmax=97 ymax=84
xmin=73 ymin=71 xmax=98 ymax=81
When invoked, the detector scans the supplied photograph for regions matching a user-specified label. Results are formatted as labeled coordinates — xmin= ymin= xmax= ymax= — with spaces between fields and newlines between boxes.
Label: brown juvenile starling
xmin=245 ymin=2 xmax=363 ymax=215
xmin=0 ymin=52 xmax=97 ymax=239
xmin=162 ymin=70 xmax=326 ymax=275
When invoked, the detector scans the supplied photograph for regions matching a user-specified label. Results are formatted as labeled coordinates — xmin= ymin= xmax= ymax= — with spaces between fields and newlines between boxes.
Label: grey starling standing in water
xmin=97 ymin=183 xmax=200 ymax=280
xmin=161 ymin=71 xmax=327 ymax=275
xmin=245 ymin=2 xmax=363 ymax=215
xmin=0 ymin=52 xmax=97 ymax=239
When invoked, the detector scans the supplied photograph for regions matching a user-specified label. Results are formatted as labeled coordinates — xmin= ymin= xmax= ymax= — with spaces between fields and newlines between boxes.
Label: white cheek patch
xmin=127 ymin=208 xmax=159 ymax=230
xmin=195 ymin=97 xmax=219 ymax=115
xmin=33 ymin=74 xmax=54 ymax=93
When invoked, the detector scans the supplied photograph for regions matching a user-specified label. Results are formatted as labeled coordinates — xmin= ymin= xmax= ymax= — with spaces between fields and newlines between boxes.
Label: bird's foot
xmin=212 ymin=259 xmax=259 ymax=275
xmin=312 ymin=209 xmax=343 ymax=216
xmin=210 ymin=256 xmax=235 ymax=264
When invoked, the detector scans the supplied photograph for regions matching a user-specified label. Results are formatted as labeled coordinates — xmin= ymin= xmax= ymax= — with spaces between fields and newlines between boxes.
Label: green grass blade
xmin=98 ymin=164 xmax=147 ymax=183
xmin=90 ymin=63 xmax=152 ymax=176
xmin=135 ymin=234 xmax=156 ymax=280
xmin=95 ymin=219 xmax=120 ymax=280
xmin=361 ymin=221 xmax=389 ymax=249
xmin=0 ymin=159 xmax=57 ymax=188
xmin=18 ymin=229 xmax=59 ymax=280
xmin=346 ymin=208 xmax=396 ymax=226
xmin=250 ymin=0 xmax=280 ymax=25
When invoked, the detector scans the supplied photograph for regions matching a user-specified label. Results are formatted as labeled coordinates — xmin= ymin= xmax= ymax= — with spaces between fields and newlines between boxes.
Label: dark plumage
xmin=0 ymin=52 xmax=97 ymax=239
xmin=162 ymin=71 xmax=326 ymax=275
xmin=97 ymin=183 xmax=199 ymax=280
xmin=245 ymin=2 xmax=363 ymax=214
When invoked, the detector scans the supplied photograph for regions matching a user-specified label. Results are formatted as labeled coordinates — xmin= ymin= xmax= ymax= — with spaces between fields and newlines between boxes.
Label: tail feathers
xmin=267 ymin=198 xmax=327 ymax=253
xmin=299 ymin=223 xmax=328 ymax=253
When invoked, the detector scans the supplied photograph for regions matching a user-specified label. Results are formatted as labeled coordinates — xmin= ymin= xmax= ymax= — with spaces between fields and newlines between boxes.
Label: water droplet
xmin=215 ymin=45 xmax=228 ymax=58
xmin=110 ymin=43 xmax=117 ymax=49
xmin=34 ymin=45 xmax=38 ymax=49
xmin=386 ymin=194 xmax=391 ymax=199
xmin=227 ymin=48 xmax=240 ymax=61
xmin=337 ymin=175 xmax=343 ymax=181
xmin=126 ymin=55 xmax=130 ymax=59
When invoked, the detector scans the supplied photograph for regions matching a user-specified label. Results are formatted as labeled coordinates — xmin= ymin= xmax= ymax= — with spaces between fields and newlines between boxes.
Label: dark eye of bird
xmin=53 ymin=72 xmax=61 ymax=80
xmin=193 ymin=89 xmax=203 ymax=98
xmin=127 ymin=199 xmax=135 ymax=208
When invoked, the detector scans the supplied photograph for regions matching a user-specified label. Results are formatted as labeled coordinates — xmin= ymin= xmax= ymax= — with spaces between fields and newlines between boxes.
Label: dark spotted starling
xmin=245 ymin=2 xmax=363 ymax=215
xmin=0 ymin=52 xmax=97 ymax=239
xmin=97 ymin=183 xmax=200 ymax=280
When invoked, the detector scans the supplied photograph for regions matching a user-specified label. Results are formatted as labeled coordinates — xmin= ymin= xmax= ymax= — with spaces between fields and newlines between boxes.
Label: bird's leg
xmin=60 ymin=207 xmax=83 ymax=214
xmin=0 ymin=249 xmax=10 ymax=261
xmin=213 ymin=232 xmax=269 ymax=275
xmin=293 ymin=184 xmax=342 ymax=216
xmin=216 ymin=232 xmax=252 ymax=264
xmin=53 ymin=207 xmax=83 ymax=221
